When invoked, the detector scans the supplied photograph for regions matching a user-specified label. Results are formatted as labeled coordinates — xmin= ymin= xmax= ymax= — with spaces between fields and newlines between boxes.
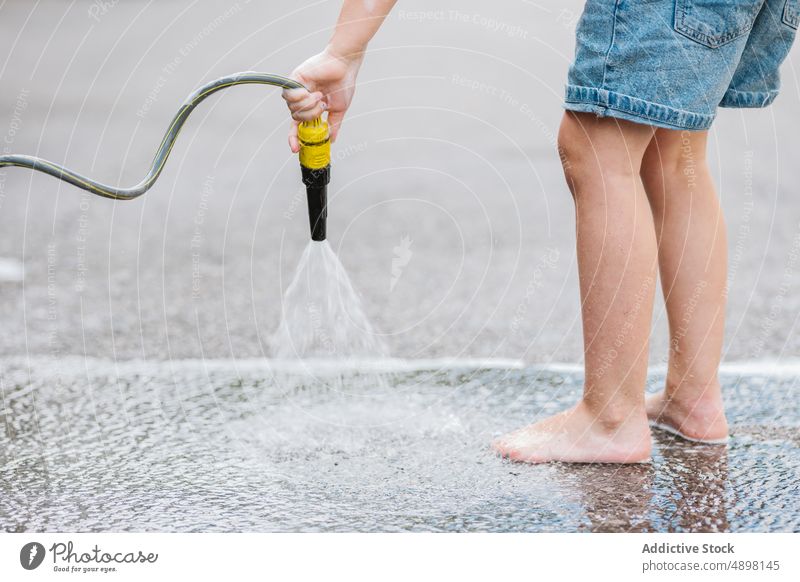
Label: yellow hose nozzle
xmin=298 ymin=118 xmax=331 ymax=170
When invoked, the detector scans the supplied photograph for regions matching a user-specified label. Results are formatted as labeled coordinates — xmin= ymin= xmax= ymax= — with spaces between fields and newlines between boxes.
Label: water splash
xmin=269 ymin=241 xmax=389 ymax=391
xmin=4 ymin=356 xmax=797 ymax=532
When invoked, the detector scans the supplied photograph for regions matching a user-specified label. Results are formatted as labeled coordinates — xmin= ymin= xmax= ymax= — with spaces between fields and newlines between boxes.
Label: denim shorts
xmin=564 ymin=0 xmax=799 ymax=130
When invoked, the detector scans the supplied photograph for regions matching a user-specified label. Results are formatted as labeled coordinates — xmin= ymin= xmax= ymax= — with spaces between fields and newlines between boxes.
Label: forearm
xmin=328 ymin=0 xmax=397 ymax=59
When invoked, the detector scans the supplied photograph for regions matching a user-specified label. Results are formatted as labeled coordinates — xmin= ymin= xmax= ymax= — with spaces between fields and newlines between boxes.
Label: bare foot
xmin=491 ymin=401 xmax=652 ymax=464
xmin=646 ymin=386 xmax=728 ymax=443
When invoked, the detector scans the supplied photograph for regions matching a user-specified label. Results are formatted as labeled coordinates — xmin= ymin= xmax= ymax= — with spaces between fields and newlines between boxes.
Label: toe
xmin=491 ymin=439 xmax=510 ymax=458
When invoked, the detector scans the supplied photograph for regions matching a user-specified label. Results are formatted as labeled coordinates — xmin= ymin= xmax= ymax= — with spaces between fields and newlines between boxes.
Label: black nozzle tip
xmin=307 ymin=186 xmax=327 ymax=241
xmin=302 ymin=165 xmax=329 ymax=242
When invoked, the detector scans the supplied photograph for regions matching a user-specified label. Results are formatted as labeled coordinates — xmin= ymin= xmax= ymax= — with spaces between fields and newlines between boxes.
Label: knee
xmin=557 ymin=113 xmax=639 ymax=198
xmin=557 ymin=119 xmax=576 ymax=187
xmin=557 ymin=113 xmax=595 ymax=196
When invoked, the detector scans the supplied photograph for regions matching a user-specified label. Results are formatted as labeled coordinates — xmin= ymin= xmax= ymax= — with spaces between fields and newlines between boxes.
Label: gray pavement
xmin=0 ymin=0 xmax=799 ymax=363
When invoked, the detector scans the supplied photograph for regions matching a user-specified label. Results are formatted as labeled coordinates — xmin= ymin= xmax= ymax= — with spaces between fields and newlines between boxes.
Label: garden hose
xmin=0 ymin=71 xmax=330 ymax=240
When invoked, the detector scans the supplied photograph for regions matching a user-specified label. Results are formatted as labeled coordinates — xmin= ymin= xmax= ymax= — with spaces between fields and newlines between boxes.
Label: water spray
xmin=0 ymin=71 xmax=327 ymax=240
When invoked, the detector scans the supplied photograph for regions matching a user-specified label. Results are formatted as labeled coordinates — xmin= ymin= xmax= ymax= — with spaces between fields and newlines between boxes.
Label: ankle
xmin=664 ymin=378 xmax=723 ymax=407
xmin=578 ymin=398 xmax=648 ymax=432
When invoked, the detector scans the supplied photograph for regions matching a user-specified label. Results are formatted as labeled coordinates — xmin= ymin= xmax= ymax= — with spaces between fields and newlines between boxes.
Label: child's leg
xmin=493 ymin=111 xmax=657 ymax=464
xmin=640 ymin=129 xmax=729 ymax=442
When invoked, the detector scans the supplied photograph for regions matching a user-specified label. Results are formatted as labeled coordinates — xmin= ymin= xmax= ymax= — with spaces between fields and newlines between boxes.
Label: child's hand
xmin=282 ymin=46 xmax=363 ymax=152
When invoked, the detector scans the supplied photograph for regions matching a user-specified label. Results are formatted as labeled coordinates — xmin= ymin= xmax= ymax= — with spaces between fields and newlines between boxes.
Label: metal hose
xmin=0 ymin=72 xmax=304 ymax=200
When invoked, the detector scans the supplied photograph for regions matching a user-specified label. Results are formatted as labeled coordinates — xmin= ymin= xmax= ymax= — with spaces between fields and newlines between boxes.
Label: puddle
xmin=0 ymin=357 xmax=798 ymax=532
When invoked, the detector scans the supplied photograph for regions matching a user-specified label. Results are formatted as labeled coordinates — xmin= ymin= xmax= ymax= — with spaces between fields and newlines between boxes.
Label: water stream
xmin=269 ymin=240 xmax=389 ymax=393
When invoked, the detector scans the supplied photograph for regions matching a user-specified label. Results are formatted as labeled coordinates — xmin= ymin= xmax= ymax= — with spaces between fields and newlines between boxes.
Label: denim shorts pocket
xmin=784 ymin=0 xmax=799 ymax=29
xmin=674 ymin=0 xmax=765 ymax=48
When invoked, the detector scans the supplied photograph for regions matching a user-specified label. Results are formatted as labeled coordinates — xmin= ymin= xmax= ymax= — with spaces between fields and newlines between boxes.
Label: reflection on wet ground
xmin=1 ymin=357 xmax=797 ymax=532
